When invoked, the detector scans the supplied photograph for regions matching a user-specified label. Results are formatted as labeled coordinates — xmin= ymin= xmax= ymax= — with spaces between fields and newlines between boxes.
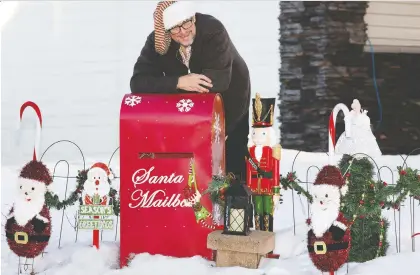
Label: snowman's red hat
xmin=313 ymin=165 xmax=348 ymax=195
xmin=19 ymin=160 xmax=53 ymax=186
xmin=314 ymin=165 xmax=345 ymax=188
xmin=90 ymin=162 xmax=114 ymax=180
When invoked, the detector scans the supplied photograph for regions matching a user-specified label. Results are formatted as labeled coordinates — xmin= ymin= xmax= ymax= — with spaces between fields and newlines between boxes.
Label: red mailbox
xmin=119 ymin=93 xmax=225 ymax=267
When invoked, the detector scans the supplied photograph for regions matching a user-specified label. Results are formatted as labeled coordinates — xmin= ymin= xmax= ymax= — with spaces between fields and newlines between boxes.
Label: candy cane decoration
xmin=412 ymin=233 xmax=420 ymax=238
xmin=20 ymin=101 xmax=42 ymax=161
xmin=328 ymin=103 xmax=351 ymax=164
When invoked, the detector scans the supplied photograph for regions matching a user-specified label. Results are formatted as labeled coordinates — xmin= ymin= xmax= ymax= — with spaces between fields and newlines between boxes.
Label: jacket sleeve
xmin=130 ymin=33 xmax=179 ymax=94
xmin=201 ymin=28 xmax=233 ymax=93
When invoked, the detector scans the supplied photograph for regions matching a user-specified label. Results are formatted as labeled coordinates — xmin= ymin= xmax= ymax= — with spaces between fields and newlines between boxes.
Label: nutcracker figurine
xmin=246 ymin=93 xmax=281 ymax=233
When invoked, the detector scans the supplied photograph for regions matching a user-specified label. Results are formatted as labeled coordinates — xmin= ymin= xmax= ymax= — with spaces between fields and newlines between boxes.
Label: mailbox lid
xmin=120 ymin=93 xmax=219 ymax=122
xmin=120 ymin=93 xmax=222 ymax=153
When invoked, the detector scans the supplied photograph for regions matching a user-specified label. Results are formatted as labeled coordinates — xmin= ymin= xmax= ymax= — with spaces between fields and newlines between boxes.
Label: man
xmin=130 ymin=1 xmax=251 ymax=179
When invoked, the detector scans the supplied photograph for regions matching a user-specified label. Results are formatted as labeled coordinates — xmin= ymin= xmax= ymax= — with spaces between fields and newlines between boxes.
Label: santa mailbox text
xmin=119 ymin=93 xmax=225 ymax=267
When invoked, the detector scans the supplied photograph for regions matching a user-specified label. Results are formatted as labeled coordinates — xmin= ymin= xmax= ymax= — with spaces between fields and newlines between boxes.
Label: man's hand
xmin=177 ymin=74 xmax=213 ymax=93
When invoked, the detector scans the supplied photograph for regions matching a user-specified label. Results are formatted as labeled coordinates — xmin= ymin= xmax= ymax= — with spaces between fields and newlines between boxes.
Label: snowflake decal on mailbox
xmin=176 ymin=99 xmax=194 ymax=112
xmin=125 ymin=95 xmax=142 ymax=107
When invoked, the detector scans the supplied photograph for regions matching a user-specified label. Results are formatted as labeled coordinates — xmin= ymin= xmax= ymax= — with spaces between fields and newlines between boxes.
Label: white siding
xmin=1 ymin=1 xmax=280 ymax=166
xmin=365 ymin=1 xmax=420 ymax=53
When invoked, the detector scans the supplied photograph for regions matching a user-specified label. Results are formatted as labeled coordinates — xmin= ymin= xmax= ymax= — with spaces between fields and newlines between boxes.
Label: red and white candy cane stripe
xmin=154 ymin=1 xmax=176 ymax=55
xmin=20 ymin=101 xmax=43 ymax=161
xmin=412 ymin=233 xmax=420 ymax=238
xmin=199 ymin=219 xmax=216 ymax=230
xmin=328 ymin=103 xmax=351 ymax=164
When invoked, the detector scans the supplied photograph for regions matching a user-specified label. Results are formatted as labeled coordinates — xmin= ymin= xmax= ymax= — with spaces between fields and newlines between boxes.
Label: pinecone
xmin=193 ymin=202 xmax=202 ymax=212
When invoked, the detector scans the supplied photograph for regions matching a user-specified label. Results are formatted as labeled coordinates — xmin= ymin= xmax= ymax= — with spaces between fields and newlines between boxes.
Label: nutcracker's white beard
xmin=310 ymin=186 xmax=341 ymax=238
xmin=13 ymin=194 xmax=45 ymax=227
xmin=254 ymin=145 xmax=263 ymax=161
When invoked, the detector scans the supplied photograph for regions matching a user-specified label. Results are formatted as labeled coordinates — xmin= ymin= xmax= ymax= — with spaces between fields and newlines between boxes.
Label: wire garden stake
xmin=52 ymin=160 xmax=71 ymax=249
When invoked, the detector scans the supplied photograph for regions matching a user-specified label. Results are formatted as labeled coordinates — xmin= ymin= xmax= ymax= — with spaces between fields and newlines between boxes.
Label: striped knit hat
xmin=153 ymin=1 xmax=196 ymax=55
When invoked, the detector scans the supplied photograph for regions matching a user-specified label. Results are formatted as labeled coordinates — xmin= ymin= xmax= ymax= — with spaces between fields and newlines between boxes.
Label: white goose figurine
xmin=335 ymin=99 xmax=382 ymax=158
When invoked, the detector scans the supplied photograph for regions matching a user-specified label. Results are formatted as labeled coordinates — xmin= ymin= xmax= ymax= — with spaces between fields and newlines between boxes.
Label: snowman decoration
xmin=307 ymin=165 xmax=351 ymax=275
xmin=5 ymin=101 xmax=53 ymax=263
xmin=80 ymin=163 xmax=114 ymax=206
xmin=5 ymin=160 xmax=53 ymax=259
xmin=335 ymin=99 xmax=382 ymax=157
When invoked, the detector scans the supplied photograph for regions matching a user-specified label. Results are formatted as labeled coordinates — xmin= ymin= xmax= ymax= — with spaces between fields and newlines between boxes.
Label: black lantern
xmin=222 ymin=179 xmax=253 ymax=236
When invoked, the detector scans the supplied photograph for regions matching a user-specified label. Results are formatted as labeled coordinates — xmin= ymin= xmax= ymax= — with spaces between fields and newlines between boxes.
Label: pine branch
xmin=280 ymin=172 xmax=313 ymax=202
xmin=204 ymin=175 xmax=232 ymax=205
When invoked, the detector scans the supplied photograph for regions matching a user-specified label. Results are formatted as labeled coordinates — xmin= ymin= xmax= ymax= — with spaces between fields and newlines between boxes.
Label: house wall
xmin=279 ymin=1 xmax=369 ymax=153
xmin=365 ymin=1 xmax=420 ymax=53
xmin=279 ymin=1 xmax=420 ymax=155
xmin=1 ymin=1 xmax=280 ymax=166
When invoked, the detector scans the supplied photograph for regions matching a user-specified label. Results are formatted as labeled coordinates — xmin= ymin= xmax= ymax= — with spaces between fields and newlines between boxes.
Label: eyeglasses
xmin=169 ymin=18 xmax=194 ymax=35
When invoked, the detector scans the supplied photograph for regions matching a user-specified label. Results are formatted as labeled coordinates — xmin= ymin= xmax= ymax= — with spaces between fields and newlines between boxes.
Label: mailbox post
xmin=119 ymin=93 xmax=225 ymax=267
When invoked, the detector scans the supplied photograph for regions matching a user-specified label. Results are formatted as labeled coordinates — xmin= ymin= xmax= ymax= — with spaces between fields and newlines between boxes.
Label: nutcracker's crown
xmin=252 ymin=93 xmax=276 ymax=128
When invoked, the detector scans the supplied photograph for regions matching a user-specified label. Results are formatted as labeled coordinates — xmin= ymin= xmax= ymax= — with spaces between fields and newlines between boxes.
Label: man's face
xmin=169 ymin=17 xmax=196 ymax=47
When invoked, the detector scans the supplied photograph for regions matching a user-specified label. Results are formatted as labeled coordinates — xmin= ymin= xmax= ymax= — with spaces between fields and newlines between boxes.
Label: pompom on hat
xmin=90 ymin=162 xmax=114 ymax=180
xmin=163 ymin=1 xmax=195 ymax=30
xmin=19 ymin=160 xmax=53 ymax=186
xmin=153 ymin=1 xmax=196 ymax=55
xmin=313 ymin=165 xmax=348 ymax=195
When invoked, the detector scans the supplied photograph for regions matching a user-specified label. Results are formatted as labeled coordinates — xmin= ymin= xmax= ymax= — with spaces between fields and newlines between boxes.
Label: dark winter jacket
xmin=130 ymin=13 xmax=251 ymax=134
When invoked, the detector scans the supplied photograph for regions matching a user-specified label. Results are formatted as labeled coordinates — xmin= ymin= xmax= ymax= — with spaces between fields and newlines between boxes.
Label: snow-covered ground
xmin=1 ymin=150 xmax=419 ymax=275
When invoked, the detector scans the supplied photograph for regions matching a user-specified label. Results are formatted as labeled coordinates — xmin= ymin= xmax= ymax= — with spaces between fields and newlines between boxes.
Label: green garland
xmin=45 ymin=170 xmax=85 ymax=210
xmin=280 ymin=172 xmax=313 ymax=202
xmin=392 ymin=166 xmax=420 ymax=206
xmin=339 ymin=157 xmax=396 ymax=218
xmin=338 ymin=156 xmax=390 ymax=262
xmin=280 ymin=160 xmax=420 ymax=214
xmin=45 ymin=169 xmax=120 ymax=216
xmin=204 ymin=174 xmax=234 ymax=208
xmin=280 ymin=156 xmax=419 ymax=263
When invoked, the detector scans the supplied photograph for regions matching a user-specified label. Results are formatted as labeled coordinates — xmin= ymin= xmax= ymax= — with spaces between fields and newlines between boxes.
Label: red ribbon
xmin=329 ymin=112 xmax=336 ymax=148
xmin=20 ymin=101 xmax=43 ymax=161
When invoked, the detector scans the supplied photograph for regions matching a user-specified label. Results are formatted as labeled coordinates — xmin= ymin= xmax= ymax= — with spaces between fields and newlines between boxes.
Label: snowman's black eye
xmin=20 ymin=186 xmax=22 ymax=189
xmin=99 ymin=177 xmax=100 ymax=179
xmin=325 ymin=194 xmax=328 ymax=198
xmin=32 ymin=187 xmax=35 ymax=191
